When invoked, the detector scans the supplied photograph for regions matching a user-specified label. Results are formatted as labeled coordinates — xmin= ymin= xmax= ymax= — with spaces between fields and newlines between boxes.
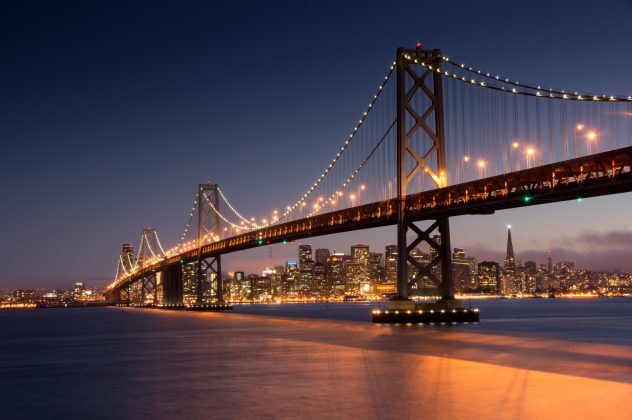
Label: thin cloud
xmin=553 ymin=230 xmax=632 ymax=250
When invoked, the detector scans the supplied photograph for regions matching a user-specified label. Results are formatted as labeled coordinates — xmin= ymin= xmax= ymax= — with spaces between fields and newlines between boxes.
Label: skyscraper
xmin=327 ymin=254 xmax=345 ymax=295
xmin=547 ymin=249 xmax=553 ymax=273
xmin=478 ymin=261 xmax=500 ymax=293
xmin=350 ymin=244 xmax=370 ymax=294
xmin=298 ymin=244 xmax=313 ymax=268
xmin=505 ymin=227 xmax=515 ymax=271
xmin=315 ymin=248 xmax=330 ymax=267
xmin=298 ymin=245 xmax=314 ymax=294
xmin=504 ymin=226 xmax=516 ymax=294
xmin=369 ymin=252 xmax=383 ymax=283
xmin=384 ymin=245 xmax=398 ymax=282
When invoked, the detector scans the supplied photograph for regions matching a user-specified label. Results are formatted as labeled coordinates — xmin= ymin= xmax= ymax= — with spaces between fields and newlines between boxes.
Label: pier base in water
xmin=372 ymin=299 xmax=479 ymax=324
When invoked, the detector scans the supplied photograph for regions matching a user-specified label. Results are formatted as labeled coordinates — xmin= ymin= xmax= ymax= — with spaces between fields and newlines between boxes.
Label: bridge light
xmin=587 ymin=131 xmax=597 ymax=141
xmin=512 ymin=142 xmax=519 ymax=149
xmin=577 ymin=197 xmax=583 ymax=202
xmin=576 ymin=124 xmax=584 ymax=131
xmin=257 ymin=239 xmax=263 ymax=245
xmin=523 ymin=196 xmax=532 ymax=203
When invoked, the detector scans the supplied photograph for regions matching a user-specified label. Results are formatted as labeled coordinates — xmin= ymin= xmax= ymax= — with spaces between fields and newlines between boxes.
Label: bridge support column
xmin=162 ymin=264 xmax=183 ymax=306
xmin=378 ymin=45 xmax=478 ymax=322
xmin=200 ymin=256 xmax=223 ymax=303
xmin=141 ymin=272 xmax=157 ymax=306
xmin=405 ymin=218 xmax=453 ymax=300
xmin=119 ymin=285 xmax=130 ymax=305
xmin=196 ymin=183 xmax=221 ymax=306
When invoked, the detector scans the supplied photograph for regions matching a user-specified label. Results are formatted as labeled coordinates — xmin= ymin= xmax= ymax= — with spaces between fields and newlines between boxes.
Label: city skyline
xmin=2 ymin=1 xmax=632 ymax=288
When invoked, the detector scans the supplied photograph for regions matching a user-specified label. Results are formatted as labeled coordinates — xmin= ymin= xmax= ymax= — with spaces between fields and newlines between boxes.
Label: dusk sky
xmin=2 ymin=0 xmax=632 ymax=288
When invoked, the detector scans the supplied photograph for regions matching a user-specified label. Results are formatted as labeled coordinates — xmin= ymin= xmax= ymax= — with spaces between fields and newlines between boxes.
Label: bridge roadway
xmin=110 ymin=146 xmax=632 ymax=293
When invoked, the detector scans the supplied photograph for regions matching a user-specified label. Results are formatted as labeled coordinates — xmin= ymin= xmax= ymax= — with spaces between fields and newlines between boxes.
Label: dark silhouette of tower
xmin=547 ymin=249 xmax=553 ymax=273
xmin=504 ymin=226 xmax=516 ymax=271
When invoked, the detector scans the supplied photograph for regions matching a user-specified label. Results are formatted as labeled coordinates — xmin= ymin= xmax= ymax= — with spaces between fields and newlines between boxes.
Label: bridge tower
xmin=196 ymin=183 xmax=223 ymax=304
xmin=394 ymin=45 xmax=454 ymax=304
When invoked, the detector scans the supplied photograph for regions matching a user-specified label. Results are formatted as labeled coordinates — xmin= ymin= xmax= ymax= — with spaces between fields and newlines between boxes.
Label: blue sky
xmin=1 ymin=0 xmax=631 ymax=288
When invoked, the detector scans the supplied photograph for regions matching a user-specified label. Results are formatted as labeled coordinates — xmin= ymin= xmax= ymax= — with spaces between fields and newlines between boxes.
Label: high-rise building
xmin=478 ymin=261 xmax=500 ymax=293
xmin=313 ymin=262 xmax=327 ymax=295
xmin=284 ymin=260 xmax=298 ymax=295
xmin=298 ymin=259 xmax=314 ymax=294
xmin=315 ymin=248 xmax=330 ymax=267
xmin=182 ymin=262 xmax=198 ymax=305
xmin=298 ymin=245 xmax=313 ymax=268
xmin=327 ymin=254 xmax=345 ymax=295
xmin=452 ymin=248 xmax=473 ymax=293
xmin=350 ymin=244 xmax=370 ymax=294
xmin=73 ymin=282 xmax=85 ymax=301
xmin=504 ymin=226 xmax=516 ymax=293
xmin=369 ymin=252 xmax=383 ymax=283
xmin=547 ymin=249 xmax=553 ymax=273
xmin=505 ymin=227 xmax=516 ymax=271
xmin=408 ymin=248 xmax=433 ymax=291
xmin=384 ymin=245 xmax=398 ymax=282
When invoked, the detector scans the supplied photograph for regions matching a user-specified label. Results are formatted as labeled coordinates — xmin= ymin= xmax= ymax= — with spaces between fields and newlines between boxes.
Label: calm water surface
xmin=1 ymin=299 xmax=631 ymax=419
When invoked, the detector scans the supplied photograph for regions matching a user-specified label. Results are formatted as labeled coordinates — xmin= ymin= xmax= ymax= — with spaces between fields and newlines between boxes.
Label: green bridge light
xmin=523 ymin=195 xmax=532 ymax=203
xmin=257 ymin=239 xmax=264 ymax=245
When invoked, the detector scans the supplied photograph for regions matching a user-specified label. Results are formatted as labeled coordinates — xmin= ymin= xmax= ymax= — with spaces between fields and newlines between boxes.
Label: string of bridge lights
xmin=272 ymin=61 xmax=396 ymax=225
xmin=305 ymin=120 xmax=396 ymax=218
xmin=177 ymin=194 xmax=200 ymax=249
xmin=440 ymin=56 xmax=632 ymax=101
xmin=114 ymin=61 xmax=398 ymax=278
xmin=202 ymin=190 xmax=250 ymax=232
xmin=401 ymin=53 xmax=632 ymax=101
xmin=217 ymin=187 xmax=260 ymax=229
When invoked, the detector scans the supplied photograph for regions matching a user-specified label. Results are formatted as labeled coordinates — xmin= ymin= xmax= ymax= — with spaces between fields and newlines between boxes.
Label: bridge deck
xmin=111 ymin=146 xmax=632 ymax=291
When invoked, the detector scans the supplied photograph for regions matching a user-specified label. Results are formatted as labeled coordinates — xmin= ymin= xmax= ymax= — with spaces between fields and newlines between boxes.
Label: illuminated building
xmin=478 ymin=261 xmax=500 ymax=293
xmin=182 ymin=262 xmax=199 ymax=305
xmin=451 ymin=249 xmax=473 ymax=293
xmin=547 ymin=249 xmax=553 ymax=273
xmin=350 ymin=244 xmax=370 ymax=295
xmin=327 ymin=254 xmax=345 ymax=295
xmin=503 ymin=226 xmax=516 ymax=294
xmin=12 ymin=289 xmax=36 ymax=303
xmin=74 ymin=282 xmax=85 ymax=301
xmin=313 ymin=262 xmax=327 ymax=295
xmin=265 ymin=266 xmax=284 ymax=297
xmin=408 ymin=248 xmax=433 ymax=293
xmin=315 ymin=248 xmax=330 ymax=267
xmin=298 ymin=244 xmax=313 ymax=268
xmin=384 ymin=244 xmax=397 ymax=282
xmin=369 ymin=252 xmax=383 ymax=283
xmin=298 ymin=259 xmax=314 ymax=295
xmin=284 ymin=260 xmax=298 ymax=295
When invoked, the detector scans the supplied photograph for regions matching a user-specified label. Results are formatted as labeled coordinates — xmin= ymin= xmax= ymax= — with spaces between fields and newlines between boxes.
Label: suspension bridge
xmin=107 ymin=45 xmax=632 ymax=322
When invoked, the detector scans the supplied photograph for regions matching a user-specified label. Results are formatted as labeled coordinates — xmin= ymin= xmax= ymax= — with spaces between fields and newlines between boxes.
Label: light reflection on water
xmin=1 ymin=299 xmax=631 ymax=419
